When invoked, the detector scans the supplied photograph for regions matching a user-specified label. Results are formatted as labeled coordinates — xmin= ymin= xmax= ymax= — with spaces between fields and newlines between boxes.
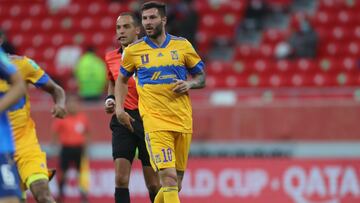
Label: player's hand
xmin=116 ymin=109 xmax=135 ymax=132
xmin=104 ymin=98 xmax=115 ymax=114
xmin=172 ymin=79 xmax=191 ymax=94
xmin=51 ymin=104 xmax=66 ymax=118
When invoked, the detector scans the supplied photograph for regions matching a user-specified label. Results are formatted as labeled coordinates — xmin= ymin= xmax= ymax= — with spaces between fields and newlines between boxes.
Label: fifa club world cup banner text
xmin=38 ymin=158 xmax=360 ymax=203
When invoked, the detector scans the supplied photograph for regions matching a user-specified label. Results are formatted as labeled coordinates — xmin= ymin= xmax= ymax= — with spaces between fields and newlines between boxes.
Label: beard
xmin=147 ymin=22 xmax=163 ymax=39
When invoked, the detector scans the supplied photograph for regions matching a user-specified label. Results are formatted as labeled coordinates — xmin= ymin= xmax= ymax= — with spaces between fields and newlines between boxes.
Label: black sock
xmin=149 ymin=191 xmax=157 ymax=203
xmin=115 ymin=187 xmax=130 ymax=203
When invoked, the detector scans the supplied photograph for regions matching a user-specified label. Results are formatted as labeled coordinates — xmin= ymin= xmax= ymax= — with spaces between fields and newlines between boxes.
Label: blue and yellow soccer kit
xmin=120 ymin=34 xmax=204 ymax=171
xmin=0 ymin=48 xmax=21 ymax=199
xmin=6 ymin=56 xmax=50 ymax=189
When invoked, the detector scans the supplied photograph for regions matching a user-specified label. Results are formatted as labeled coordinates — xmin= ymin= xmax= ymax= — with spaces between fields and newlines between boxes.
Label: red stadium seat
xmin=268 ymin=74 xmax=283 ymax=87
xmin=87 ymin=2 xmax=102 ymax=15
xmin=277 ymin=73 xmax=294 ymax=87
xmin=234 ymin=45 xmax=254 ymax=60
xmin=312 ymin=73 xmax=333 ymax=86
xmin=31 ymin=34 xmax=45 ymax=48
xmin=9 ymin=5 xmax=22 ymax=17
xmin=194 ymin=0 xmax=246 ymax=16
xmin=275 ymin=60 xmax=295 ymax=73
xmin=23 ymin=48 xmax=36 ymax=58
xmin=318 ymin=58 xmax=338 ymax=73
xmin=51 ymin=33 xmax=73 ymax=47
xmin=42 ymin=48 xmax=57 ymax=61
xmin=99 ymin=16 xmax=114 ymax=30
xmin=199 ymin=13 xmax=238 ymax=40
xmin=346 ymin=42 xmax=360 ymax=57
xmin=107 ymin=2 xmax=128 ymax=15
xmin=10 ymin=33 xmax=25 ymax=48
xmin=320 ymin=43 xmax=336 ymax=56
xmin=312 ymin=11 xmax=333 ymax=26
xmin=342 ymin=57 xmax=358 ymax=72
xmin=334 ymin=72 xmax=355 ymax=86
xmin=258 ymin=44 xmax=276 ymax=59
xmin=354 ymin=73 xmax=360 ymax=85
xmin=1 ymin=19 xmax=15 ymax=32
xmin=337 ymin=11 xmax=354 ymax=25
xmin=262 ymin=29 xmax=291 ymax=44
xmin=225 ymin=75 xmax=240 ymax=88
xmin=204 ymin=75 xmax=218 ymax=88
xmin=208 ymin=75 xmax=228 ymax=88
xmin=231 ymin=60 xmax=253 ymax=74
xmin=247 ymin=73 xmax=261 ymax=87
xmin=295 ymin=59 xmax=317 ymax=73
xmin=319 ymin=0 xmax=360 ymax=10
xmin=290 ymin=73 xmax=313 ymax=87
xmin=353 ymin=26 xmax=360 ymax=39
xmin=331 ymin=26 xmax=348 ymax=41
xmin=253 ymin=59 xmax=273 ymax=74
xmin=266 ymin=0 xmax=292 ymax=7
xmin=195 ymin=30 xmax=212 ymax=55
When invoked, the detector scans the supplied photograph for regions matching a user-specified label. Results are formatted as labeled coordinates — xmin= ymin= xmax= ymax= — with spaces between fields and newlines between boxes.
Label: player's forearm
xmin=0 ymin=73 xmax=26 ymax=112
xmin=42 ymin=79 xmax=66 ymax=107
xmin=107 ymin=80 xmax=115 ymax=96
xmin=45 ymin=83 xmax=66 ymax=108
xmin=189 ymin=71 xmax=206 ymax=89
xmin=114 ymin=75 xmax=128 ymax=111
xmin=52 ymin=85 xmax=66 ymax=107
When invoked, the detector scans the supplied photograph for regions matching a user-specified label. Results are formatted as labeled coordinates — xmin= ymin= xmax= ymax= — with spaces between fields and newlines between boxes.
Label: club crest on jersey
xmin=170 ymin=50 xmax=178 ymax=60
xmin=141 ymin=54 xmax=149 ymax=64
xmin=155 ymin=154 xmax=161 ymax=163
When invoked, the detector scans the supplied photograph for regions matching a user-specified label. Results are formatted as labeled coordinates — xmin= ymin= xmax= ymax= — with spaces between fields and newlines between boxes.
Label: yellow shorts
xmin=13 ymin=119 xmax=48 ymax=189
xmin=145 ymin=131 xmax=192 ymax=172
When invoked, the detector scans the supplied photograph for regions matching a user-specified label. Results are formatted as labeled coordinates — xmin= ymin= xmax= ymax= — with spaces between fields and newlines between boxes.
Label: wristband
xmin=105 ymin=95 xmax=115 ymax=101
xmin=105 ymin=95 xmax=115 ymax=105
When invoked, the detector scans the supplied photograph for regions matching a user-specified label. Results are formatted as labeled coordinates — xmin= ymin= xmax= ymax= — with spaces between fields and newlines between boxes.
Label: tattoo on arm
xmin=190 ymin=70 xmax=206 ymax=89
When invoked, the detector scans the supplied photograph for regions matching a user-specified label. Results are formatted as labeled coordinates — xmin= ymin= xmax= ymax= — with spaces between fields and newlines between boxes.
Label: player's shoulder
xmin=169 ymin=35 xmax=192 ymax=47
xmin=10 ymin=55 xmax=36 ymax=65
xmin=8 ymin=54 xmax=26 ymax=62
xmin=170 ymin=34 xmax=187 ymax=41
xmin=23 ymin=56 xmax=42 ymax=71
xmin=8 ymin=55 xmax=31 ymax=71
xmin=127 ymin=38 xmax=145 ymax=49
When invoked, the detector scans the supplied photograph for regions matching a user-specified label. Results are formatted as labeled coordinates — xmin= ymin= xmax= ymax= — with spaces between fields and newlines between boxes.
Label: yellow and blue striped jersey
xmin=120 ymin=34 xmax=204 ymax=133
xmin=2 ymin=56 xmax=49 ymax=132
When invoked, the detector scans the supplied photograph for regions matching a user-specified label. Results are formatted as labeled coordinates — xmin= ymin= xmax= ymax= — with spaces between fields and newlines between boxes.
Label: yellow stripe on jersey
xmin=120 ymin=34 xmax=204 ymax=133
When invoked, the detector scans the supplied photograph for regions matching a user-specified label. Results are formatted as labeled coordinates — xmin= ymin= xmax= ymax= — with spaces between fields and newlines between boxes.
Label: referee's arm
xmin=104 ymin=80 xmax=116 ymax=114
xmin=114 ymin=73 xmax=134 ymax=132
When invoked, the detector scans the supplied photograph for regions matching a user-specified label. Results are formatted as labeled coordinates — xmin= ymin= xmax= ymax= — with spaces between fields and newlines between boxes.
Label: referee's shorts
xmin=110 ymin=109 xmax=151 ymax=166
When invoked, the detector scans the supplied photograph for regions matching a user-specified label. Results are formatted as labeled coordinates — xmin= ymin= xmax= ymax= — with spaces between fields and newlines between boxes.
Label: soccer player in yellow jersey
xmin=115 ymin=1 xmax=206 ymax=203
xmin=8 ymin=55 xmax=66 ymax=203
xmin=0 ymin=47 xmax=26 ymax=203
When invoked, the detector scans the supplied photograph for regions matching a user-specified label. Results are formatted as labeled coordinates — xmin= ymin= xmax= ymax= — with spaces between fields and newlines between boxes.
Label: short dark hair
xmin=141 ymin=1 xmax=166 ymax=17
xmin=118 ymin=12 xmax=140 ymax=26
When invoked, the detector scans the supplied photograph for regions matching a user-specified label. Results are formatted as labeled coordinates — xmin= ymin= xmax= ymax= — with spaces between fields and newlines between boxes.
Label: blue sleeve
xmin=120 ymin=66 xmax=134 ymax=77
xmin=187 ymin=61 xmax=204 ymax=76
xmin=34 ymin=73 xmax=50 ymax=88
